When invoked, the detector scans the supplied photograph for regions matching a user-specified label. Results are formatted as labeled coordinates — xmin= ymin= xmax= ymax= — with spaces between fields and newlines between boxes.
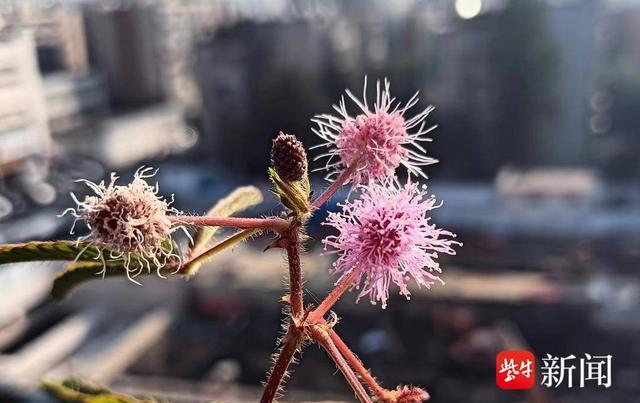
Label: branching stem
xmin=309 ymin=325 xmax=372 ymax=403
xmin=307 ymin=270 xmax=358 ymax=324
xmin=170 ymin=215 xmax=288 ymax=232
xmin=312 ymin=162 xmax=358 ymax=208
xmin=328 ymin=329 xmax=386 ymax=397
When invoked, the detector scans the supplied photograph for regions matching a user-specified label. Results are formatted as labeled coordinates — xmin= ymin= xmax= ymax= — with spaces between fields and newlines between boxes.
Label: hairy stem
xmin=181 ymin=228 xmax=261 ymax=275
xmin=328 ymin=329 xmax=386 ymax=397
xmin=285 ymin=229 xmax=304 ymax=318
xmin=309 ymin=326 xmax=372 ymax=403
xmin=307 ymin=270 xmax=357 ymax=324
xmin=312 ymin=163 xmax=358 ymax=208
xmin=261 ymin=325 xmax=304 ymax=403
xmin=170 ymin=215 xmax=288 ymax=232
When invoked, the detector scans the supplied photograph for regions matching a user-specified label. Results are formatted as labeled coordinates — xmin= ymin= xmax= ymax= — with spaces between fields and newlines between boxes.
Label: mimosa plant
xmin=0 ymin=78 xmax=460 ymax=403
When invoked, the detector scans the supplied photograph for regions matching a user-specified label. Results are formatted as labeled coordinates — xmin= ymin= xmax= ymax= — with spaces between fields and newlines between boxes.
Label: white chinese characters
xmin=540 ymin=353 xmax=612 ymax=388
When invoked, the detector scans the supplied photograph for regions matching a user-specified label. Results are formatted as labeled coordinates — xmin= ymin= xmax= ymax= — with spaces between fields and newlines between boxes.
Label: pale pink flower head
xmin=61 ymin=167 xmax=183 ymax=284
xmin=322 ymin=181 xmax=460 ymax=308
xmin=312 ymin=78 xmax=437 ymax=185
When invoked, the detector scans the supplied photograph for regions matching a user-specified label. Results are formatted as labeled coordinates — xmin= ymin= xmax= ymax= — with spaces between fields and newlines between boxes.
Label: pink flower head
xmin=322 ymin=181 xmax=460 ymax=308
xmin=312 ymin=78 xmax=437 ymax=185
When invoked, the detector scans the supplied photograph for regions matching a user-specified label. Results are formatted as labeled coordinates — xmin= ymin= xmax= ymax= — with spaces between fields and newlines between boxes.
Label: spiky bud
xmin=271 ymin=132 xmax=308 ymax=182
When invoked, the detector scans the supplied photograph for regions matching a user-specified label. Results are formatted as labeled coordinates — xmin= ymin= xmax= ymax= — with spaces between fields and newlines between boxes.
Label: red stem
xmin=286 ymin=230 xmax=304 ymax=318
xmin=260 ymin=325 xmax=303 ymax=403
xmin=307 ymin=270 xmax=357 ymax=324
xmin=312 ymin=163 xmax=358 ymax=208
xmin=170 ymin=215 xmax=288 ymax=232
xmin=328 ymin=329 xmax=386 ymax=397
xmin=309 ymin=326 xmax=372 ymax=403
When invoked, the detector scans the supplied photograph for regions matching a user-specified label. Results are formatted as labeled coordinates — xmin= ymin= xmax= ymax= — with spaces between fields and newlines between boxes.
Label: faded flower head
xmin=61 ymin=167 xmax=181 ymax=283
xmin=271 ymin=131 xmax=308 ymax=181
xmin=312 ymin=78 xmax=437 ymax=185
xmin=378 ymin=386 xmax=430 ymax=403
xmin=322 ymin=181 xmax=460 ymax=308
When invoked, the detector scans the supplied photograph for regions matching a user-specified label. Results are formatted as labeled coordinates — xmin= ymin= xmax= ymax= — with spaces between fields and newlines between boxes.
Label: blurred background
xmin=0 ymin=0 xmax=639 ymax=402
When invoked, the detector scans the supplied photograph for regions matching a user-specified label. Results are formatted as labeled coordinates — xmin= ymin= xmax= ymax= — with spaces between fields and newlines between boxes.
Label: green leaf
xmin=50 ymin=241 xmax=181 ymax=300
xmin=51 ymin=259 xmax=180 ymax=300
xmin=0 ymin=239 xmax=181 ymax=299
xmin=0 ymin=241 xmax=102 ymax=265
xmin=51 ymin=262 xmax=123 ymax=301
xmin=189 ymin=186 xmax=263 ymax=256
xmin=42 ymin=378 xmax=156 ymax=403
xmin=0 ymin=239 xmax=179 ymax=265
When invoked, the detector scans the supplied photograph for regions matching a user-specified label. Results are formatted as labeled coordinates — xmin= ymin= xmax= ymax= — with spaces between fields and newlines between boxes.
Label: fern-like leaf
xmin=51 ymin=260 xmax=180 ymax=300
xmin=51 ymin=262 xmax=123 ymax=300
xmin=0 ymin=241 xmax=101 ymax=265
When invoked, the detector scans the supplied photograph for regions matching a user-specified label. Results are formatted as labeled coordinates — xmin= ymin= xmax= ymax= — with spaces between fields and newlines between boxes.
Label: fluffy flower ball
xmin=312 ymin=78 xmax=437 ymax=185
xmin=322 ymin=181 xmax=460 ymax=308
xmin=62 ymin=167 xmax=180 ymax=283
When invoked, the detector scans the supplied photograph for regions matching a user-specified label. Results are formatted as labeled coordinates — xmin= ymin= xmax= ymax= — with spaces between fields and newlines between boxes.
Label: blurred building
xmin=186 ymin=0 xmax=602 ymax=178
xmin=84 ymin=0 xmax=226 ymax=110
xmin=590 ymin=1 xmax=640 ymax=180
xmin=195 ymin=20 xmax=333 ymax=174
xmin=0 ymin=0 xmax=205 ymax=223
xmin=2 ymin=2 xmax=89 ymax=74
xmin=0 ymin=1 xmax=199 ymax=174
xmin=68 ymin=104 xmax=191 ymax=168
xmin=419 ymin=0 xmax=600 ymax=176
xmin=85 ymin=5 xmax=165 ymax=108
xmin=0 ymin=32 xmax=49 ymax=177
xmin=495 ymin=167 xmax=600 ymax=208
xmin=544 ymin=0 xmax=600 ymax=166
xmin=43 ymin=72 xmax=108 ymax=135
xmin=156 ymin=0 xmax=225 ymax=110
xmin=0 ymin=0 xmax=636 ymax=182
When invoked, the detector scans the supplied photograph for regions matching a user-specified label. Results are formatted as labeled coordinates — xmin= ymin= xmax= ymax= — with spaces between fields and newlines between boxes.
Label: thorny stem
xmin=307 ymin=269 xmax=358 ymax=324
xmin=285 ymin=229 xmax=304 ymax=318
xmin=309 ymin=326 xmax=372 ymax=403
xmin=260 ymin=324 xmax=304 ymax=403
xmin=170 ymin=215 xmax=288 ymax=232
xmin=259 ymin=224 xmax=306 ymax=403
xmin=311 ymin=162 xmax=358 ymax=208
xmin=328 ymin=329 xmax=386 ymax=397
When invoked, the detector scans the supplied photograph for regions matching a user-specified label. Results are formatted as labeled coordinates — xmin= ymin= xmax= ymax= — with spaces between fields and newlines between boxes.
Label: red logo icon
xmin=496 ymin=350 xmax=536 ymax=390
